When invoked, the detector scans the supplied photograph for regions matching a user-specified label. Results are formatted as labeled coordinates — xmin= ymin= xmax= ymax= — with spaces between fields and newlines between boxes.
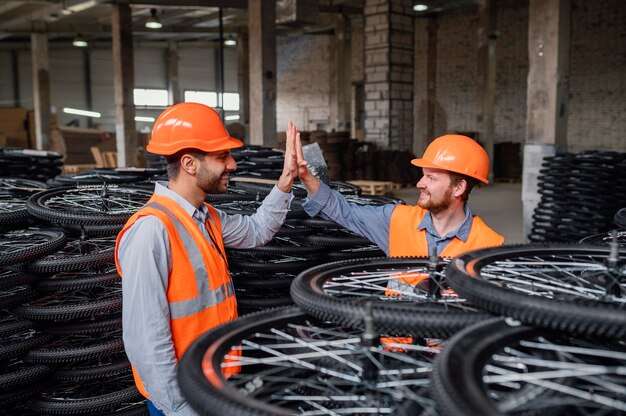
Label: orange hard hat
xmin=147 ymin=102 xmax=243 ymax=156
xmin=411 ymin=134 xmax=490 ymax=183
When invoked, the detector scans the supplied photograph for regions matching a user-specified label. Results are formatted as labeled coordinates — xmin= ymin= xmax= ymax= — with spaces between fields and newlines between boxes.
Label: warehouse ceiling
xmin=0 ymin=0 xmax=476 ymax=46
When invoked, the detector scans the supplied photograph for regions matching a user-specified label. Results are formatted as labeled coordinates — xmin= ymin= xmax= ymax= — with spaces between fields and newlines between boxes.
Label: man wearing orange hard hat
xmin=296 ymin=130 xmax=504 ymax=258
xmin=115 ymin=103 xmax=299 ymax=416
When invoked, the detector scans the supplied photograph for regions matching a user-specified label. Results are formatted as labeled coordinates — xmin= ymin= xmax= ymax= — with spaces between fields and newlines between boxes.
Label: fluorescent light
xmin=63 ymin=107 xmax=101 ymax=118
xmin=224 ymin=39 xmax=237 ymax=46
xmin=72 ymin=34 xmax=88 ymax=48
xmin=413 ymin=4 xmax=429 ymax=11
xmin=135 ymin=116 xmax=155 ymax=122
xmin=224 ymin=115 xmax=240 ymax=121
xmin=66 ymin=0 xmax=97 ymax=13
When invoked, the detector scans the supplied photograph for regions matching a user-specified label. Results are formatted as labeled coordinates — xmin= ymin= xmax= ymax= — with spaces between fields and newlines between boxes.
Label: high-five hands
xmin=276 ymin=121 xmax=299 ymax=192
xmin=292 ymin=122 xmax=321 ymax=195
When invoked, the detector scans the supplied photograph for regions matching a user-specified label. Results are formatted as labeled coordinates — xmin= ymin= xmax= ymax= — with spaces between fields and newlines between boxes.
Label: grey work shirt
xmin=302 ymin=182 xmax=473 ymax=256
xmin=117 ymin=181 xmax=292 ymax=415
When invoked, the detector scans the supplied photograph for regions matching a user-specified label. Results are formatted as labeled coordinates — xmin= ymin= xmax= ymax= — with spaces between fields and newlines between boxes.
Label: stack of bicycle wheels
xmin=0 ymin=149 xmax=63 ymax=182
xmin=530 ymin=151 xmax=626 ymax=242
xmin=178 ymin=242 xmax=626 ymax=416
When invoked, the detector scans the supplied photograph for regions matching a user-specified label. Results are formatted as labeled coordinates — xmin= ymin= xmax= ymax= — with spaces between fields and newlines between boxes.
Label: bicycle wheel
xmin=432 ymin=318 xmax=626 ymax=416
xmin=27 ymin=235 xmax=116 ymax=274
xmin=446 ymin=244 xmax=626 ymax=339
xmin=28 ymin=374 xmax=142 ymax=415
xmin=0 ymin=228 xmax=67 ymax=267
xmin=25 ymin=331 xmax=124 ymax=364
xmin=291 ymin=258 xmax=491 ymax=337
xmin=36 ymin=266 xmax=119 ymax=293
xmin=27 ymin=185 xmax=152 ymax=226
xmin=178 ymin=307 xmax=440 ymax=416
xmin=579 ymin=230 xmax=626 ymax=247
xmin=14 ymin=284 xmax=122 ymax=321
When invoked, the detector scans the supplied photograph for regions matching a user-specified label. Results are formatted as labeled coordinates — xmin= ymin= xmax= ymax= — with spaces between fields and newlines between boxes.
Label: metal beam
xmin=124 ymin=0 xmax=246 ymax=8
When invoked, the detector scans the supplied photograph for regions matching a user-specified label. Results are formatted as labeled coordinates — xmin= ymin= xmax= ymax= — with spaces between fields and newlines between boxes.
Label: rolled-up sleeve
xmin=219 ymin=185 xmax=292 ymax=249
xmin=302 ymin=182 xmax=397 ymax=255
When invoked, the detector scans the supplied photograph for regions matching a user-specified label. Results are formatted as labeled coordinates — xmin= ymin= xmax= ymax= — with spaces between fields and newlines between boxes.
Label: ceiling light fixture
xmin=413 ymin=4 xmax=429 ymax=12
xmin=224 ymin=37 xmax=237 ymax=46
xmin=63 ymin=107 xmax=101 ymax=118
xmin=145 ymin=8 xmax=162 ymax=29
xmin=135 ymin=116 xmax=156 ymax=122
xmin=72 ymin=34 xmax=88 ymax=48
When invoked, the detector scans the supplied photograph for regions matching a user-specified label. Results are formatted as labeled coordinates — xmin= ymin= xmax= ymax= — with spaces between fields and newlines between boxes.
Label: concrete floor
xmin=391 ymin=182 xmax=524 ymax=244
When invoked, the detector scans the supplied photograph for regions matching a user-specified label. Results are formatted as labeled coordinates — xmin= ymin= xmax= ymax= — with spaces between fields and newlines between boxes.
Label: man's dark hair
xmin=165 ymin=148 xmax=206 ymax=179
xmin=448 ymin=172 xmax=480 ymax=202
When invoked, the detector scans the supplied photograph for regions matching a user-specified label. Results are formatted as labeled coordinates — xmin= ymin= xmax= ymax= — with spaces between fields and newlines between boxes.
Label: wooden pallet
xmin=347 ymin=180 xmax=400 ymax=196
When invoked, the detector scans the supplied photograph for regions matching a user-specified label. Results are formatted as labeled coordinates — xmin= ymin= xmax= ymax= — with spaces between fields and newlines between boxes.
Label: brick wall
xmin=276 ymin=34 xmax=331 ymax=132
xmin=275 ymin=0 xmax=625 ymax=151
xmin=568 ymin=0 xmax=626 ymax=152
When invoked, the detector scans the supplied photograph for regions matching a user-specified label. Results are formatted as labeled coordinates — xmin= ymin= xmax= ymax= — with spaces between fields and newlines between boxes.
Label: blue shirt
xmin=117 ymin=181 xmax=292 ymax=415
xmin=302 ymin=182 xmax=473 ymax=256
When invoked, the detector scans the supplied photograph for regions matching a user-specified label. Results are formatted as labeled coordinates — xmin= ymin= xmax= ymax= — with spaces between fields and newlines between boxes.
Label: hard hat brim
xmin=147 ymin=135 xmax=244 ymax=156
xmin=411 ymin=158 xmax=490 ymax=184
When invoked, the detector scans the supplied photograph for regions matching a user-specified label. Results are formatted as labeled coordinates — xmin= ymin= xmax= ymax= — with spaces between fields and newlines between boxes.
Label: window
xmin=134 ymin=88 xmax=169 ymax=107
xmin=184 ymin=91 xmax=218 ymax=107
xmin=222 ymin=93 xmax=240 ymax=111
xmin=184 ymin=91 xmax=240 ymax=111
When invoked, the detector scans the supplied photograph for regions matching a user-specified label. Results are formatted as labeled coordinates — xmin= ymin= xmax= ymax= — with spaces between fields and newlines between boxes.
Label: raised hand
xmin=276 ymin=121 xmax=299 ymax=192
xmin=294 ymin=123 xmax=321 ymax=195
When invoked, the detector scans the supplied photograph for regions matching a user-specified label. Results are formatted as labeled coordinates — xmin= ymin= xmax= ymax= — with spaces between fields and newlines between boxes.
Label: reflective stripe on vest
xmin=144 ymin=201 xmax=234 ymax=319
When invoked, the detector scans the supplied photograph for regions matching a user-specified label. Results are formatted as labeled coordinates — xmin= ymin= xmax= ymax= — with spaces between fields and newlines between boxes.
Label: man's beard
xmin=418 ymin=186 xmax=453 ymax=214
xmin=197 ymin=164 xmax=227 ymax=194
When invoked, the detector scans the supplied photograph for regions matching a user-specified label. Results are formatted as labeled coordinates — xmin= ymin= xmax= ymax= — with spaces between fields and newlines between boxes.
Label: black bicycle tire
xmin=0 ymin=228 xmax=67 ymax=268
xmin=431 ymin=318 xmax=610 ymax=416
xmin=0 ymin=331 xmax=53 ymax=361
xmin=236 ymin=295 xmax=294 ymax=309
xmin=295 ymin=233 xmax=373 ymax=248
xmin=41 ymin=314 xmax=122 ymax=336
xmin=0 ymin=362 xmax=52 ymax=390
xmin=291 ymin=258 xmax=493 ymax=337
xmin=178 ymin=307 xmax=308 ymax=416
xmin=28 ymin=379 xmax=142 ymax=415
xmin=446 ymin=244 xmax=626 ymax=339
xmin=25 ymin=335 xmax=125 ymax=364
xmin=228 ymin=243 xmax=324 ymax=258
xmin=228 ymin=258 xmax=323 ymax=274
xmin=54 ymin=354 xmax=131 ymax=382
xmin=0 ymin=270 xmax=41 ymax=291
xmin=36 ymin=269 xmax=119 ymax=293
xmin=0 ymin=381 xmax=52 ymax=406
xmin=27 ymin=238 xmax=115 ymax=274
xmin=13 ymin=286 xmax=123 ymax=321
xmin=0 ymin=286 xmax=37 ymax=309
xmin=0 ymin=315 xmax=35 ymax=337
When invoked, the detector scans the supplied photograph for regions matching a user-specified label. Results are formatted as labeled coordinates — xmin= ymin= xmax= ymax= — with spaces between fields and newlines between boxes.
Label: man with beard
xmin=115 ymin=102 xmax=299 ymax=415
xmin=295 ymin=132 xmax=504 ymax=258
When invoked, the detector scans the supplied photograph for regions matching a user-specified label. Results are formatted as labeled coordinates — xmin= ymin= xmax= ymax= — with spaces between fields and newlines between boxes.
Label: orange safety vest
xmin=388 ymin=204 xmax=504 ymax=258
xmin=115 ymin=194 xmax=239 ymax=399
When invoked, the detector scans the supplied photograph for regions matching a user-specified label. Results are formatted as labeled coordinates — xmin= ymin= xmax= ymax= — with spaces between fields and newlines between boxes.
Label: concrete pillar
xmin=522 ymin=0 xmax=571 ymax=240
xmin=248 ymin=0 xmax=277 ymax=147
xmin=330 ymin=15 xmax=352 ymax=131
xmin=413 ymin=17 xmax=438 ymax=156
xmin=364 ymin=0 xmax=414 ymax=149
xmin=112 ymin=2 xmax=137 ymax=167
xmin=237 ymin=28 xmax=250 ymax=126
xmin=476 ymin=0 xmax=497 ymax=183
xmin=166 ymin=41 xmax=181 ymax=105
xmin=31 ymin=32 xmax=51 ymax=150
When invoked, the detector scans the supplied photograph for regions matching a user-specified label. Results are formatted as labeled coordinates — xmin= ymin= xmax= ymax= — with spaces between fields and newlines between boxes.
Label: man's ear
xmin=452 ymin=179 xmax=467 ymax=198
xmin=180 ymin=154 xmax=197 ymax=175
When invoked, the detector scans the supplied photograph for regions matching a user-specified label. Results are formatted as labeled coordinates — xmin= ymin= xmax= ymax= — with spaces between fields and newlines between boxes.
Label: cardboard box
xmin=0 ymin=108 xmax=30 ymax=148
